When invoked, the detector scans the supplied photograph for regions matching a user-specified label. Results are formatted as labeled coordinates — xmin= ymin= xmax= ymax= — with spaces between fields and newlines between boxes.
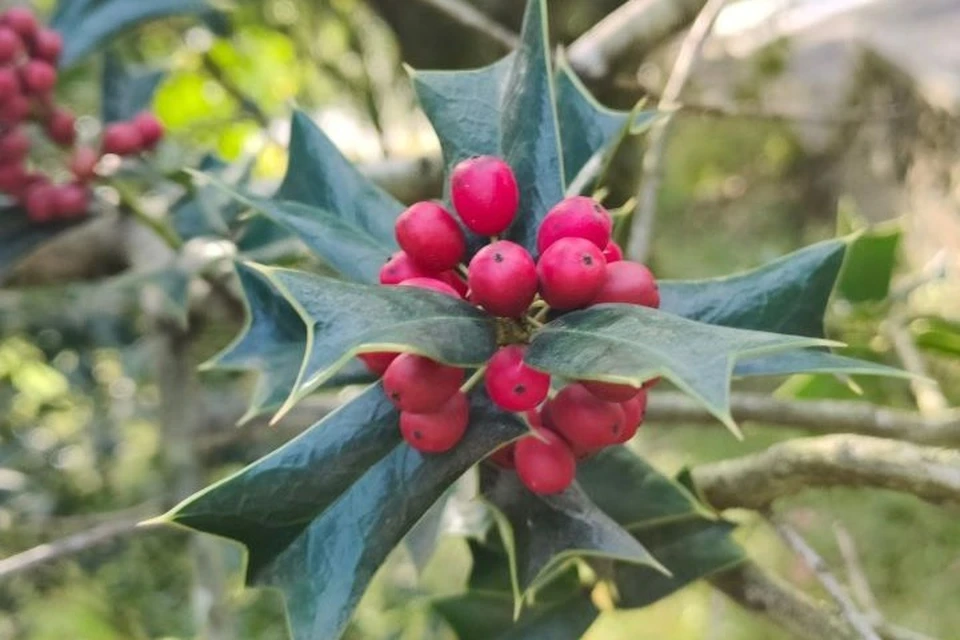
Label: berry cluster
xmin=363 ymin=155 xmax=660 ymax=495
xmin=0 ymin=6 xmax=164 ymax=223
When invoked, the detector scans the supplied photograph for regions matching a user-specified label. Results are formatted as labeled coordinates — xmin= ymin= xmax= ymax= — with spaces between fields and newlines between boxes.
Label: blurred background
xmin=1 ymin=0 xmax=958 ymax=638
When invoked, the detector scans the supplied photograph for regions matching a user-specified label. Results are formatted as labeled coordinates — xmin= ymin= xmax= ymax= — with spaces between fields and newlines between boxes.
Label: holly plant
xmin=149 ymin=1 xmax=906 ymax=638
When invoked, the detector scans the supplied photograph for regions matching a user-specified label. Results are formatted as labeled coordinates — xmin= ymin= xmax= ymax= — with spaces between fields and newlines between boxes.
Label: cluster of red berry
xmin=0 ymin=6 xmax=164 ymax=223
xmin=361 ymin=155 xmax=660 ymax=495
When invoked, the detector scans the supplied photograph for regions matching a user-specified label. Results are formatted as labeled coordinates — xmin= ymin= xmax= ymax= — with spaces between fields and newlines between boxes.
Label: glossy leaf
xmin=174 ymin=157 xmax=253 ymax=240
xmin=275 ymin=112 xmax=403 ymax=246
xmin=526 ymin=304 xmax=831 ymax=434
xmin=165 ymin=388 xmax=526 ymax=640
xmin=261 ymin=266 xmax=496 ymax=417
xmin=734 ymin=349 xmax=912 ymax=379
xmin=190 ymin=171 xmax=392 ymax=283
xmin=101 ymin=53 xmax=165 ymax=123
xmin=836 ymin=224 xmax=901 ymax=302
xmin=434 ymin=590 xmax=597 ymax=640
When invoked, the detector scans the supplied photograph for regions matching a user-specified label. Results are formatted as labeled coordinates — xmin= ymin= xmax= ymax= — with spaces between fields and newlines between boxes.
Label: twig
xmin=414 ymin=0 xmax=518 ymax=50
xmin=644 ymin=391 xmax=960 ymax=447
xmin=111 ymin=180 xmax=184 ymax=251
xmin=626 ymin=0 xmax=728 ymax=262
xmin=767 ymin=515 xmax=881 ymax=640
xmin=201 ymin=52 xmax=272 ymax=132
xmin=690 ymin=435 xmax=960 ymax=511
xmin=884 ymin=313 xmax=949 ymax=418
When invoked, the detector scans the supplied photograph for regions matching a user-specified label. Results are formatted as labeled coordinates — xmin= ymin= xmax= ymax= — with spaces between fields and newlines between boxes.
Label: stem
xmin=531 ymin=305 xmax=551 ymax=323
xmin=456 ymin=264 xmax=469 ymax=279
xmin=112 ymin=181 xmax=184 ymax=250
xmin=461 ymin=366 xmax=487 ymax=393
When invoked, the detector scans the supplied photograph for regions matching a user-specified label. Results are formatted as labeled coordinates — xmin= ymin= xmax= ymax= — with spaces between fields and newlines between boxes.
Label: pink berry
xmin=536 ymin=196 xmax=612 ymax=254
xmin=0 ymin=162 xmax=26 ymax=192
xmin=2 ymin=7 xmax=38 ymax=40
xmin=20 ymin=60 xmax=56 ymax=94
xmin=0 ymin=26 xmax=23 ymax=64
xmin=400 ymin=391 xmax=469 ymax=454
xmin=515 ymin=428 xmax=576 ymax=495
xmin=467 ymin=240 xmax=537 ymax=317
xmin=69 ymin=147 xmax=99 ymax=182
xmin=358 ymin=352 xmax=398 ymax=376
xmin=0 ymin=93 xmax=30 ymax=126
xmin=592 ymin=261 xmax=660 ymax=308
xmin=537 ymin=237 xmax=607 ymax=310
xmin=0 ymin=127 xmax=30 ymax=162
xmin=52 ymin=184 xmax=89 ymax=218
xmin=615 ymin=392 xmax=647 ymax=444
xmin=547 ymin=383 xmax=625 ymax=451
xmin=485 ymin=344 xmax=551 ymax=412
xmin=450 ymin=155 xmax=519 ymax=235
xmin=0 ymin=67 xmax=18 ymax=100
xmin=31 ymin=28 xmax=62 ymax=63
xmin=383 ymin=353 xmax=464 ymax=413
xmin=488 ymin=443 xmax=516 ymax=469
xmin=45 ymin=108 xmax=75 ymax=146
xmin=24 ymin=182 xmax=56 ymax=223
xmin=399 ymin=276 xmax=461 ymax=298
xmin=581 ymin=380 xmax=641 ymax=403
xmin=438 ymin=271 xmax=469 ymax=297
xmin=101 ymin=122 xmax=143 ymax=156
xmin=379 ymin=250 xmax=432 ymax=285
xmin=133 ymin=112 xmax=164 ymax=149
xmin=602 ymin=241 xmax=623 ymax=263
xmin=395 ymin=201 xmax=465 ymax=272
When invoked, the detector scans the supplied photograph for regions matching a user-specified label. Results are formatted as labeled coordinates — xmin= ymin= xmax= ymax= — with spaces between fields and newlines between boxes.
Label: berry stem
xmin=111 ymin=180 xmax=184 ymax=250
xmin=460 ymin=366 xmax=487 ymax=394
xmin=456 ymin=263 xmax=469 ymax=279
xmin=531 ymin=305 xmax=551 ymax=323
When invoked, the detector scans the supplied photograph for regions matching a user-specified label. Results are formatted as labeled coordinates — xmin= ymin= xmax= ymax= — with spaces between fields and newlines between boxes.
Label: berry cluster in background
xmin=360 ymin=155 xmax=661 ymax=496
xmin=0 ymin=6 xmax=164 ymax=223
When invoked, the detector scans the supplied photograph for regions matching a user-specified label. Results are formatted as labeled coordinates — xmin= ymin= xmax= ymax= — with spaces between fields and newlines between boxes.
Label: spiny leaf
xmin=101 ymin=53 xmax=165 ymax=123
xmin=174 ymin=157 xmax=253 ymax=240
xmin=734 ymin=349 xmax=913 ymax=379
xmin=433 ymin=590 xmax=598 ymax=640
xmin=526 ymin=304 xmax=833 ymax=436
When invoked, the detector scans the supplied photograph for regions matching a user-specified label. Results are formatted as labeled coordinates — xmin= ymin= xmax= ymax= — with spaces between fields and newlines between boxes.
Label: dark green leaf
xmin=913 ymin=317 xmax=960 ymax=357
xmin=734 ymin=349 xmax=911 ymax=379
xmin=433 ymin=592 xmax=516 ymax=640
xmin=836 ymin=225 xmax=901 ymax=303
xmin=659 ymin=238 xmax=847 ymax=337
xmin=434 ymin=589 xmax=597 ymax=640
xmin=174 ymin=157 xmax=253 ymax=240
xmin=262 ymin=265 xmax=497 ymax=417
xmin=0 ymin=209 xmax=82 ymax=281
xmin=275 ymin=111 xmax=403 ymax=246
xmin=166 ymin=388 xmax=526 ymax=640
xmin=526 ymin=304 xmax=829 ymax=435
xmin=101 ymin=53 xmax=165 ymax=123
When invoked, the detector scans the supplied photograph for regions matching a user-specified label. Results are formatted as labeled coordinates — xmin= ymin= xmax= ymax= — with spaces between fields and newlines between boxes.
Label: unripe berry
xmin=602 ymin=241 xmax=623 ymax=263
xmin=45 ymin=108 xmax=76 ymax=146
xmin=31 ymin=28 xmax=62 ymax=63
xmin=548 ymin=383 xmax=625 ymax=450
xmin=395 ymin=201 xmax=465 ymax=272
xmin=0 ymin=26 xmax=23 ymax=64
xmin=0 ymin=67 xmax=18 ymax=100
xmin=592 ymin=260 xmax=660 ymax=308
xmin=467 ymin=240 xmax=537 ymax=317
xmin=537 ymin=237 xmax=606 ymax=310
xmin=53 ymin=184 xmax=89 ymax=218
xmin=69 ymin=147 xmax=99 ymax=182
xmin=581 ymin=380 xmax=641 ymax=403
xmin=383 ymin=353 xmax=464 ymax=413
xmin=400 ymin=391 xmax=469 ymax=453
xmin=515 ymin=428 xmax=576 ymax=495
xmin=20 ymin=60 xmax=56 ymax=95
xmin=358 ymin=352 xmax=398 ymax=376
xmin=0 ymin=94 xmax=29 ymax=126
xmin=133 ymin=112 xmax=164 ymax=149
xmin=488 ymin=443 xmax=516 ymax=469
xmin=450 ymin=155 xmax=519 ymax=235
xmin=615 ymin=392 xmax=647 ymax=444
xmin=102 ymin=122 xmax=143 ymax=156
xmin=485 ymin=345 xmax=551 ymax=412
xmin=379 ymin=250 xmax=432 ymax=285
xmin=0 ymin=128 xmax=30 ymax=162
xmin=2 ymin=7 xmax=38 ymax=41
xmin=24 ymin=182 xmax=56 ymax=223
xmin=536 ymin=196 xmax=612 ymax=254
xmin=399 ymin=276 xmax=461 ymax=298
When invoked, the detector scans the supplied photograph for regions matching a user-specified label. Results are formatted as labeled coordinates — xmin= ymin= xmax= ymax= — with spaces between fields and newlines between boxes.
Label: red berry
xmin=515 ymin=428 xmax=576 ymax=495
xmin=133 ymin=112 xmax=164 ymax=149
xmin=467 ymin=240 xmax=537 ymax=317
xmin=450 ymin=155 xmax=519 ymax=235
xmin=592 ymin=261 xmax=659 ymax=308
xmin=24 ymin=182 xmax=56 ymax=222
xmin=525 ymin=407 xmax=544 ymax=429
xmin=602 ymin=241 xmax=623 ymax=263
xmin=438 ymin=270 xmax=469 ymax=297
xmin=581 ymin=380 xmax=641 ymax=402
xmin=2 ymin=7 xmax=38 ymax=41
xmin=69 ymin=147 xmax=99 ymax=182
xmin=0 ymin=93 xmax=29 ymax=126
xmin=0 ymin=161 xmax=26 ymax=192
xmin=52 ymin=184 xmax=89 ymax=218
xmin=379 ymin=250 xmax=432 ymax=285
xmin=31 ymin=28 xmax=62 ymax=63
xmin=488 ymin=443 xmax=516 ymax=469
xmin=45 ymin=108 xmax=76 ymax=146
xmin=383 ymin=353 xmax=464 ymax=413
xmin=485 ymin=344 xmax=551 ymax=412
xmin=0 ymin=67 xmax=18 ymax=100
xmin=0 ymin=26 xmax=23 ymax=64
xmin=548 ymin=383 xmax=625 ymax=450
xmin=0 ymin=128 xmax=29 ymax=162
xmin=400 ymin=391 xmax=469 ymax=454
xmin=358 ymin=352 xmax=398 ymax=376
xmin=20 ymin=60 xmax=56 ymax=94
xmin=537 ymin=237 xmax=607 ymax=310
xmin=399 ymin=276 xmax=461 ymax=298
xmin=536 ymin=196 xmax=612 ymax=254
xmin=615 ymin=392 xmax=647 ymax=445
xmin=102 ymin=122 xmax=143 ymax=156
xmin=395 ymin=201 xmax=465 ymax=272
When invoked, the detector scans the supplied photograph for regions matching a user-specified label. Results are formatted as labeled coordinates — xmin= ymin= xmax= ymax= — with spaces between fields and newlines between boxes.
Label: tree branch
xmin=645 ymin=391 xmax=960 ymax=447
xmin=413 ymin=0 xmax=517 ymax=50
xmin=690 ymin=435 xmax=960 ymax=511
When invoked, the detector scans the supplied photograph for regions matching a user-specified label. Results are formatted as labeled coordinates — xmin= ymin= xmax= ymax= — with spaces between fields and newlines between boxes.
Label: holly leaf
xmin=275 ymin=112 xmax=403 ymax=247
xmin=836 ymin=224 xmax=901 ymax=303
xmin=526 ymin=304 xmax=832 ymax=436
xmin=260 ymin=266 xmax=496 ymax=419
xmin=434 ymin=591 xmax=598 ymax=640
xmin=174 ymin=156 xmax=255 ymax=240
xmin=101 ymin=53 xmax=165 ymax=123
xmin=734 ymin=349 xmax=913 ymax=379
xmin=163 ymin=387 xmax=527 ymax=640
